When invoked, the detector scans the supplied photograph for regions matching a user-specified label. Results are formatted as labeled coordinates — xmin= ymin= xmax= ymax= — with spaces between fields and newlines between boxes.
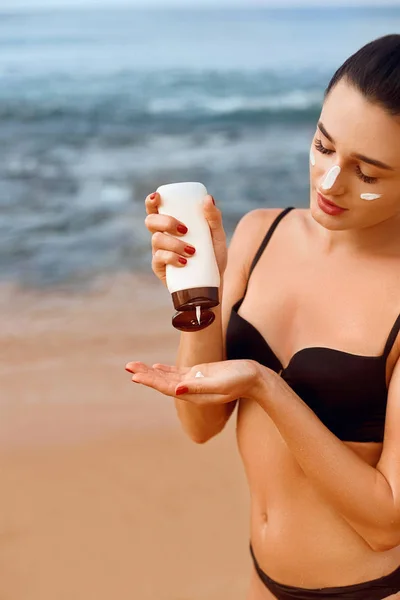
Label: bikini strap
xmin=383 ymin=312 xmax=400 ymax=358
xmin=248 ymin=206 xmax=295 ymax=278
xmin=240 ymin=207 xmax=295 ymax=301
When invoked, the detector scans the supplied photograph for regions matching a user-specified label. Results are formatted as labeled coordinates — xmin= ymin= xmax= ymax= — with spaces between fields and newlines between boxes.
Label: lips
xmin=317 ymin=191 xmax=348 ymax=216
xmin=317 ymin=192 xmax=344 ymax=209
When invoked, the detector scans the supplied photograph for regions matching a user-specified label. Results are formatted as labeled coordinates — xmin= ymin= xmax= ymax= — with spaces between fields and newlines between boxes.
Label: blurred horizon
xmin=1 ymin=0 xmax=400 ymax=12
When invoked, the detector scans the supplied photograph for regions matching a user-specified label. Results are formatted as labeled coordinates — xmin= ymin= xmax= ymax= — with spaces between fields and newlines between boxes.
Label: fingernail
xmin=176 ymin=386 xmax=189 ymax=395
xmin=150 ymin=193 xmax=156 ymax=200
xmin=184 ymin=245 xmax=196 ymax=255
xmin=125 ymin=366 xmax=133 ymax=373
xmin=211 ymin=196 xmax=215 ymax=205
xmin=178 ymin=257 xmax=187 ymax=265
xmin=177 ymin=224 xmax=188 ymax=234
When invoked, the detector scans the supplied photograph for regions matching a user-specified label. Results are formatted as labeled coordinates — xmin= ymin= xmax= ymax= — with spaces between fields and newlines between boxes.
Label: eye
xmin=314 ymin=138 xmax=334 ymax=155
xmin=355 ymin=165 xmax=378 ymax=185
xmin=315 ymin=138 xmax=379 ymax=184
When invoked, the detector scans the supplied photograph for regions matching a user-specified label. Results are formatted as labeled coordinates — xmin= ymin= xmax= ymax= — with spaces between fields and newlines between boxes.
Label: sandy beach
xmin=0 ymin=274 xmax=251 ymax=600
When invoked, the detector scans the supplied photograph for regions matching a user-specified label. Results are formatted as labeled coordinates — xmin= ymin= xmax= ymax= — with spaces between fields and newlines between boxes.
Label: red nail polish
xmin=184 ymin=246 xmax=196 ymax=255
xmin=178 ymin=257 xmax=187 ymax=265
xmin=176 ymin=386 xmax=189 ymax=395
xmin=211 ymin=196 xmax=215 ymax=205
xmin=150 ymin=193 xmax=156 ymax=200
xmin=177 ymin=224 xmax=188 ymax=234
xmin=125 ymin=367 xmax=133 ymax=373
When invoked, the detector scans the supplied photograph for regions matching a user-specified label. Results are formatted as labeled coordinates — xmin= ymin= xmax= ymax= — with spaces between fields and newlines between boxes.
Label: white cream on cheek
xmin=321 ymin=165 xmax=341 ymax=190
xmin=310 ymin=147 xmax=316 ymax=167
xmin=360 ymin=193 xmax=382 ymax=201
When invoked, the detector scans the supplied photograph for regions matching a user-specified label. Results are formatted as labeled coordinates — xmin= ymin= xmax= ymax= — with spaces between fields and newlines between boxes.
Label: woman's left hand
xmin=125 ymin=359 xmax=263 ymax=405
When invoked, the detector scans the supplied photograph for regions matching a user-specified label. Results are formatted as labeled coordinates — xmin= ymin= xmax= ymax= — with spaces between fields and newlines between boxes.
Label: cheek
xmin=309 ymin=148 xmax=334 ymax=182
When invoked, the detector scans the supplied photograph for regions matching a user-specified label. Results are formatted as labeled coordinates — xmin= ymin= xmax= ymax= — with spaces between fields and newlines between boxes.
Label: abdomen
xmin=236 ymin=397 xmax=400 ymax=588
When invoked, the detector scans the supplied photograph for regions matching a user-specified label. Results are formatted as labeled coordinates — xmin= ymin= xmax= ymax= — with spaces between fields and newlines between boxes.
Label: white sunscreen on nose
xmin=321 ymin=165 xmax=341 ymax=190
xmin=360 ymin=193 xmax=382 ymax=201
xmin=310 ymin=148 xmax=316 ymax=166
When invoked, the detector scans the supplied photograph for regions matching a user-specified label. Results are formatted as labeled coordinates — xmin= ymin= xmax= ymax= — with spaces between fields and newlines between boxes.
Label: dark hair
xmin=324 ymin=34 xmax=400 ymax=117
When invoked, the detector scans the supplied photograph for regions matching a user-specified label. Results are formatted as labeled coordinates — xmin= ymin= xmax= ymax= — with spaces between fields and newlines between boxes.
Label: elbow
xmin=192 ymin=435 xmax=212 ymax=444
xmin=189 ymin=429 xmax=221 ymax=444
xmin=367 ymin=523 xmax=400 ymax=553
xmin=184 ymin=415 xmax=232 ymax=445
xmin=187 ymin=423 xmax=226 ymax=444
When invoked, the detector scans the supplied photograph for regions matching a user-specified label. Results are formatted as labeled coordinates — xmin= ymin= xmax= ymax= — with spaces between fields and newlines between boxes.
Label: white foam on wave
xmin=148 ymin=89 xmax=322 ymax=116
xmin=100 ymin=183 xmax=131 ymax=205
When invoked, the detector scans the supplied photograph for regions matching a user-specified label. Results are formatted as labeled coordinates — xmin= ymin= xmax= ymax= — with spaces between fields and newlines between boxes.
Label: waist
xmin=249 ymin=542 xmax=400 ymax=599
xmin=250 ymin=507 xmax=400 ymax=589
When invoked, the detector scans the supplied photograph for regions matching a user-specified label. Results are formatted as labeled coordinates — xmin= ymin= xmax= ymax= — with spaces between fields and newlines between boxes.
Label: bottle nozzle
xmin=172 ymin=307 xmax=215 ymax=332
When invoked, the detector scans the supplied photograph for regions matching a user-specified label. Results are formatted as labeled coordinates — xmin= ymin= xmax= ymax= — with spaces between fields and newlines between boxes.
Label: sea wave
xmin=0 ymin=69 xmax=321 ymax=287
xmin=0 ymin=70 xmax=324 ymax=130
xmin=148 ymin=89 xmax=322 ymax=116
xmin=0 ymin=94 xmax=321 ymax=135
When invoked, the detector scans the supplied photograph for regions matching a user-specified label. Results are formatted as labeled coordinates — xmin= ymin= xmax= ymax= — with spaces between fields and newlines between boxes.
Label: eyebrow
xmin=317 ymin=121 xmax=395 ymax=171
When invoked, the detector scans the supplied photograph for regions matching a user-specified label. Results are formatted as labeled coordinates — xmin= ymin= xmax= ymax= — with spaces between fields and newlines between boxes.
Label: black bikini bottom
xmin=250 ymin=544 xmax=400 ymax=600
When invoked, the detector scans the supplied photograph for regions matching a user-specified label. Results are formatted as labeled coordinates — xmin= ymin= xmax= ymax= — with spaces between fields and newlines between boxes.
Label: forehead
xmin=320 ymin=79 xmax=400 ymax=166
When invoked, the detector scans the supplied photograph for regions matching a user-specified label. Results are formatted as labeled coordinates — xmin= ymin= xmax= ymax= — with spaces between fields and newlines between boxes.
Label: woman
xmin=126 ymin=35 xmax=400 ymax=599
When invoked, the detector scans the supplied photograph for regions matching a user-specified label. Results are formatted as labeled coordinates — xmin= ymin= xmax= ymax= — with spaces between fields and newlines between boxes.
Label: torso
xmin=232 ymin=208 xmax=400 ymax=590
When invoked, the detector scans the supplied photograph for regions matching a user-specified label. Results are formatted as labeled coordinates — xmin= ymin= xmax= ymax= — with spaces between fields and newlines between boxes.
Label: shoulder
xmin=235 ymin=207 xmax=283 ymax=231
xmin=229 ymin=208 xmax=284 ymax=277
xmin=232 ymin=208 xmax=283 ymax=246
xmin=230 ymin=208 xmax=289 ymax=265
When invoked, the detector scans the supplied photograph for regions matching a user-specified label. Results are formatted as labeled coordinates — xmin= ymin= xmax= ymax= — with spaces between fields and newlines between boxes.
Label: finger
xmin=152 ymin=363 xmax=191 ymax=377
xmin=174 ymin=389 xmax=232 ymax=406
xmin=132 ymin=369 xmax=181 ymax=396
xmin=151 ymin=231 xmax=196 ymax=258
xmin=145 ymin=213 xmax=188 ymax=236
xmin=152 ymin=363 xmax=177 ymax=372
xmin=152 ymin=249 xmax=188 ymax=270
xmin=145 ymin=192 xmax=160 ymax=215
xmin=203 ymin=195 xmax=224 ymax=232
xmin=151 ymin=249 xmax=187 ymax=283
xmin=125 ymin=361 xmax=150 ymax=374
xmin=175 ymin=375 xmax=232 ymax=397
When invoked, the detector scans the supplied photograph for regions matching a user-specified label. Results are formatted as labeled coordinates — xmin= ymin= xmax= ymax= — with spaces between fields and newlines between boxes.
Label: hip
xmin=248 ymin=543 xmax=400 ymax=600
xmin=250 ymin=501 xmax=400 ymax=589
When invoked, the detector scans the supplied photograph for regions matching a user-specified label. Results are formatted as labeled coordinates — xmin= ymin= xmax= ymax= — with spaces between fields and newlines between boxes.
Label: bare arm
xmin=175 ymin=208 xmax=281 ymax=443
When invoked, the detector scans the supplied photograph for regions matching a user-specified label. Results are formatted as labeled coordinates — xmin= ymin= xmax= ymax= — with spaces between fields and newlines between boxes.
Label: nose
xmin=320 ymin=165 xmax=342 ymax=193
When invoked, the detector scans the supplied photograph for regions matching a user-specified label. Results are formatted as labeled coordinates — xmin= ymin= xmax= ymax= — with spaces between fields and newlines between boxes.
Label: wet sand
xmin=0 ymin=274 xmax=251 ymax=599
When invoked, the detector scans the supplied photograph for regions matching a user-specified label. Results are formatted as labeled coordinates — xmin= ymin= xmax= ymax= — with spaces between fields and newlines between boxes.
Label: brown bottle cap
xmin=172 ymin=308 xmax=215 ymax=332
xmin=171 ymin=286 xmax=219 ymax=312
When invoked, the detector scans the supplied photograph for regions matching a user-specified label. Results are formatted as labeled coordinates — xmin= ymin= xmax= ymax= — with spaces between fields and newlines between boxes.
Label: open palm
xmin=125 ymin=359 xmax=261 ymax=405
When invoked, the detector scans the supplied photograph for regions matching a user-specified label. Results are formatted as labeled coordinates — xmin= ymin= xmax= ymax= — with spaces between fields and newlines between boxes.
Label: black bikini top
xmin=226 ymin=207 xmax=400 ymax=443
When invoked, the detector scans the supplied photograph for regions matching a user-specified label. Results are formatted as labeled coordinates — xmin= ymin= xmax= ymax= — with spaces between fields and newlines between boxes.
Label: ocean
xmin=1 ymin=6 xmax=399 ymax=288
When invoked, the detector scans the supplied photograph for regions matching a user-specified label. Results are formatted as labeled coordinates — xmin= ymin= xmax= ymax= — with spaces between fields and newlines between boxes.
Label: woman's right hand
xmin=144 ymin=191 xmax=228 ymax=288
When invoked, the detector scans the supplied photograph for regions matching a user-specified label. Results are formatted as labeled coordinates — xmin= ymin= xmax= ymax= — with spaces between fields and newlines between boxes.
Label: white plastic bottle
xmin=156 ymin=182 xmax=220 ymax=332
